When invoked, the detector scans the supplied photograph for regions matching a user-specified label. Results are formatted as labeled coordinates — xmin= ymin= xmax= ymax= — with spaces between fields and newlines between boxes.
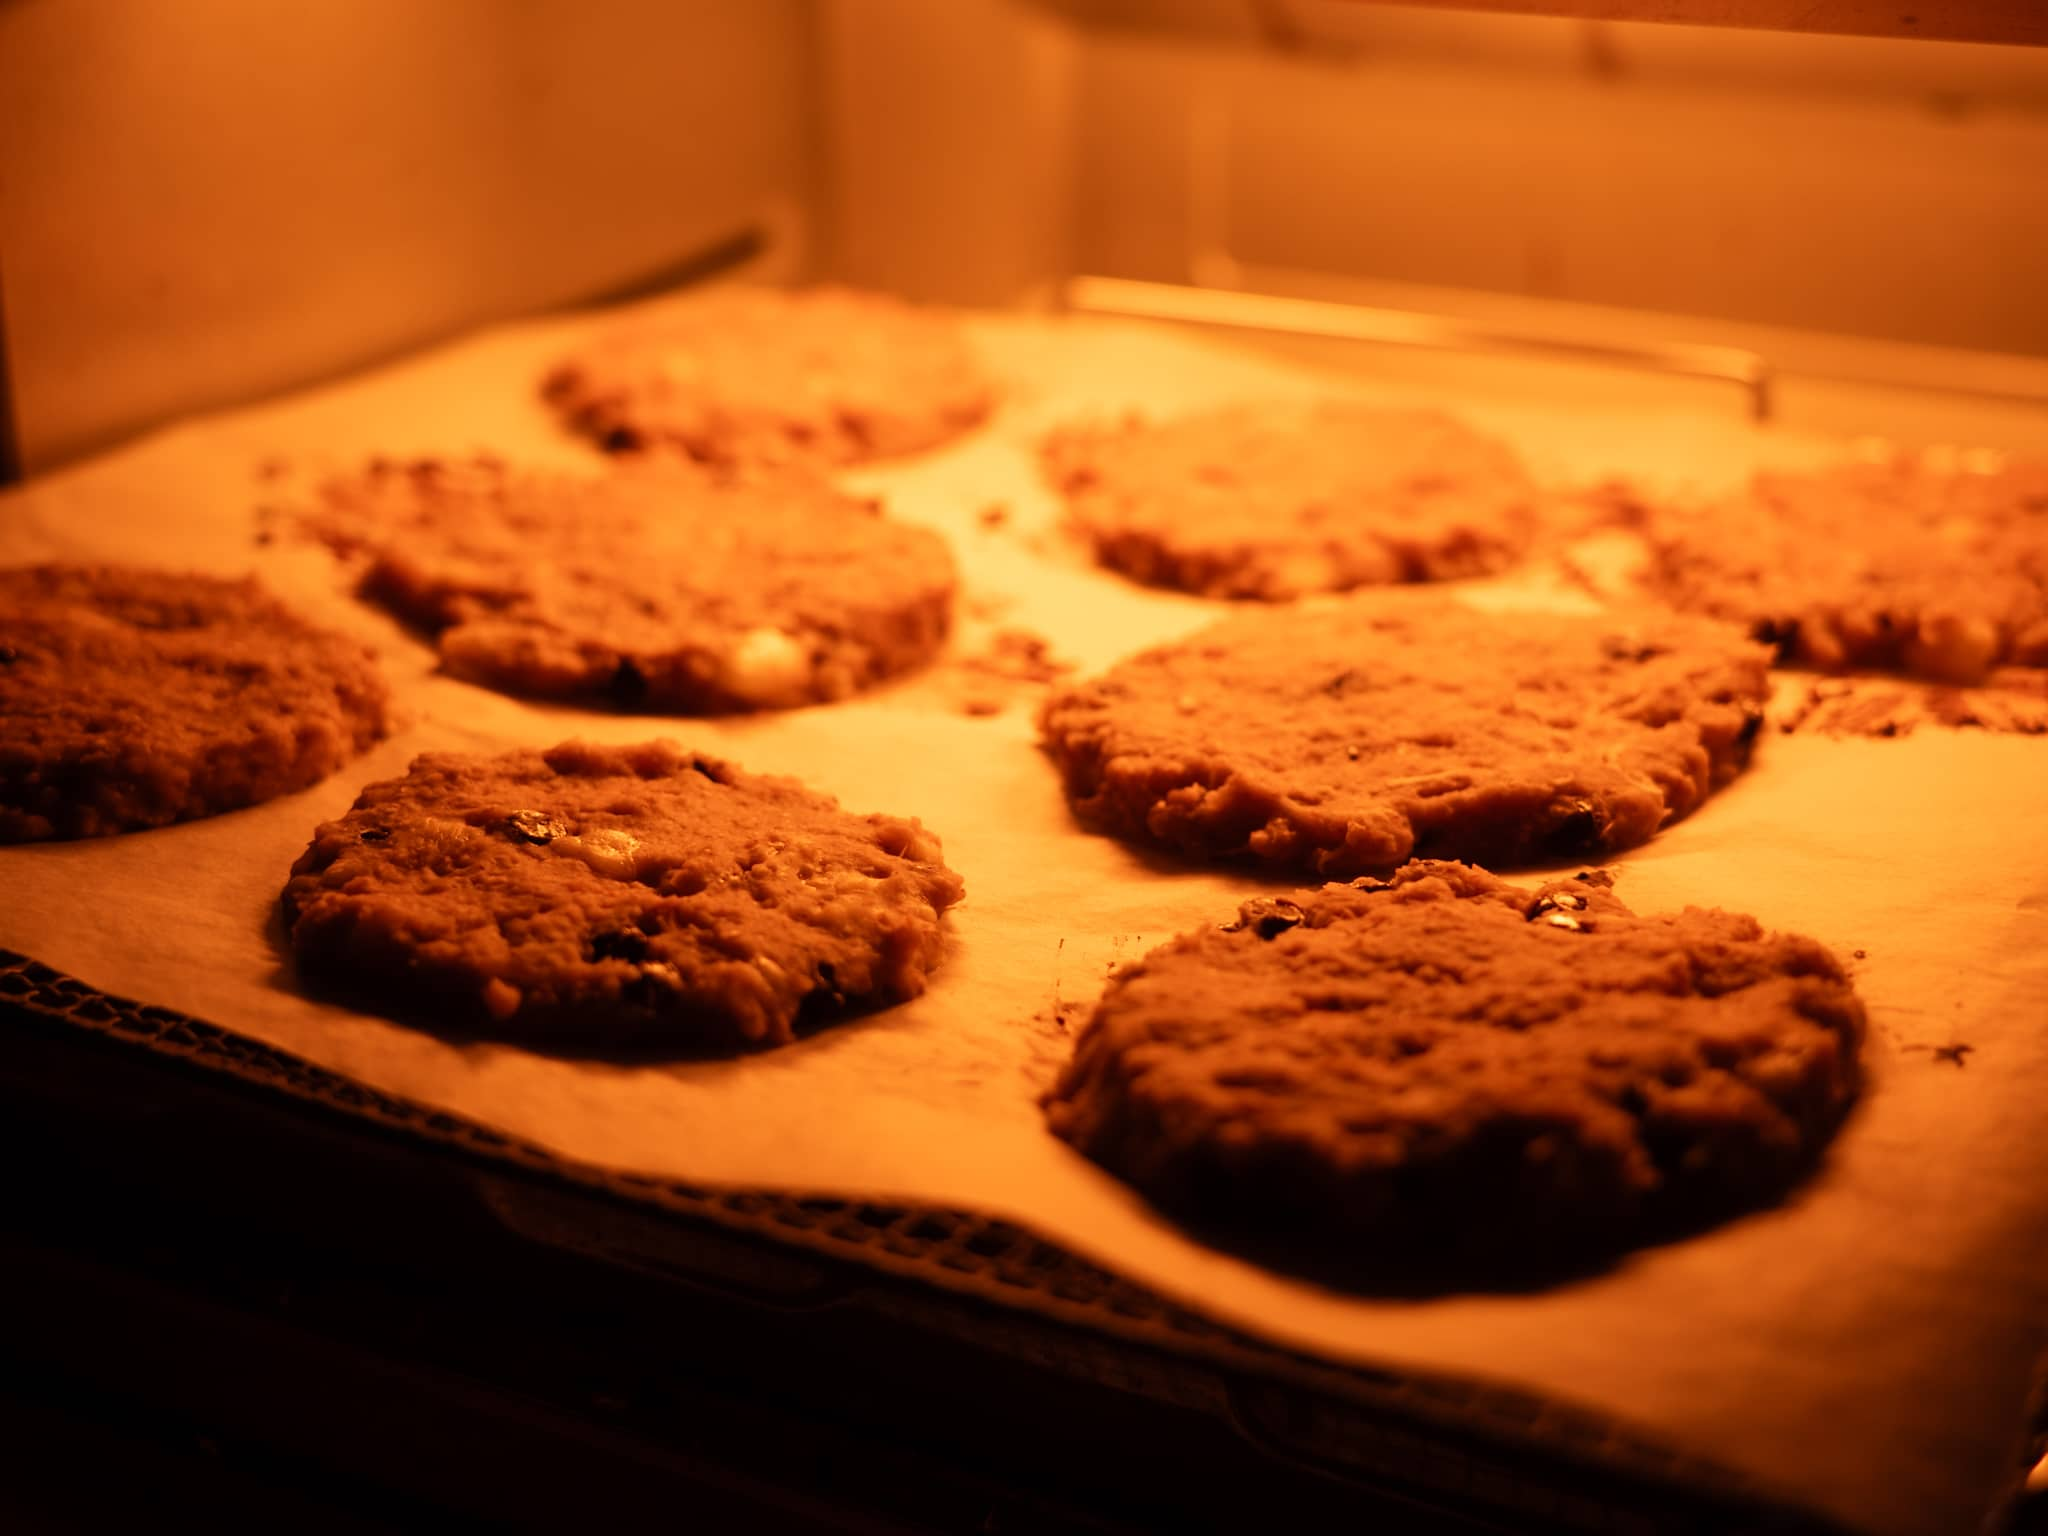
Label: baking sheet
xmin=5 ymin=295 xmax=2047 ymax=1536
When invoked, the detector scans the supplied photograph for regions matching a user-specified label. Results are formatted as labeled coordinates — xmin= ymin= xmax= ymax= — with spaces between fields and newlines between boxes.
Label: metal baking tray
xmin=2 ymin=946 xmax=1874 ymax=1533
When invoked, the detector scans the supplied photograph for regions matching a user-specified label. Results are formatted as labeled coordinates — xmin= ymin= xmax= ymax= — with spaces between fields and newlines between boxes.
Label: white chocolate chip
xmin=811 ymin=868 xmax=884 ymax=898
xmin=639 ymin=960 xmax=683 ymax=991
xmin=722 ymin=627 xmax=812 ymax=706
xmin=551 ymin=827 xmax=646 ymax=881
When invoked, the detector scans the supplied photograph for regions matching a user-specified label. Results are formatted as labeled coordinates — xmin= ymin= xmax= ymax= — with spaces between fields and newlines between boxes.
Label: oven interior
xmin=2 ymin=4 xmax=2046 ymax=1534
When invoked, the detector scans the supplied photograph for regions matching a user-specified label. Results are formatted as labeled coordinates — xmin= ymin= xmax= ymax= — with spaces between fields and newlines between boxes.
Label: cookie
xmin=543 ymin=285 xmax=994 ymax=467
xmin=1038 ymin=596 xmax=1769 ymax=877
xmin=0 ymin=565 xmax=390 ymax=842
xmin=302 ymin=457 xmax=955 ymax=712
xmin=1042 ymin=402 xmax=1538 ymax=599
xmin=282 ymin=740 xmax=966 ymax=1050
xmin=1643 ymin=456 xmax=2048 ymax=684
xmin=1045 ymin=861 xmax=1864 ymax=1269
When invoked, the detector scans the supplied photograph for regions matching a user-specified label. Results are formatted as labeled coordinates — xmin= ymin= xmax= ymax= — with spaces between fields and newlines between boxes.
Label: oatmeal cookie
xmin=282 ymin=740 xmax=965 ymax=1050
xmin=1643 ymin=456 xmax=2048 ymax=684
xmin=302 ymin=456 xmax=955 ymax=712
xmin=0 ymin=565 xmax=389 ymax=841
xmin=1042 ymin=402 xmax=1538 ymax=599
xmin=1038 ymin=596 xmax=1769 ymax=877
xmin=544 ymin=285 xmax=993 ymax=467
xmin=1045 ymin=861 xmax=1864 ymax=1265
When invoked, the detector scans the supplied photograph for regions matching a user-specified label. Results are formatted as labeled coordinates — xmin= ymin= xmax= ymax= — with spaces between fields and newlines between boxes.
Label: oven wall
xmin=816 ymin=0 xmax=1080 ymax=310
xmin=819 ymin=1 xmax=2048 ymax=368
xmin=9 ymin=0 xmax=2044 ymax=477
xmin=1070 ymin=6 xmax=2048 ymax=354
xmin=0 ymin=0 xmax=817 ymax=477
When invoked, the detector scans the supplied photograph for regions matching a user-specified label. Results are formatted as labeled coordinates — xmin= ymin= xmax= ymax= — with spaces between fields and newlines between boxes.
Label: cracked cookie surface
xmin=1045 ymin=861 xmax=1864 ymax=1266
xmin=303 ymin=456 xmax=955 ymax=713
xmin=544 ymin=285 xmax=994 ymax=468
xmin=1042 ymin=402 xmax=1538 ymax=599
xmin=282 ymin=740 xmax=966 ymax=1050
xmin=1643 ymin=456 xmax=2048 ymax=684
xmin=0 ymin=565 xmax=390 ymax=841
xmin=1038 ymin=595 xmax=1770 ymax=877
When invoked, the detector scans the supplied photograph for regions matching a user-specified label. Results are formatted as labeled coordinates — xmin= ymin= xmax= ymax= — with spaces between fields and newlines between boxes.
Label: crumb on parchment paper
xmin=1901 ymin=1041 xmax=1975 ymax=1068
xmin=944 ymin=625 xmax=1077 ymax=719
xmin=1774 ymin=670 xmax=2048 ymax=739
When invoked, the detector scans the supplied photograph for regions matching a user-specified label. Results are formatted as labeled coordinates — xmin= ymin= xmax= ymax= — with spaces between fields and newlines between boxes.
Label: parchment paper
xmin=4 ymin=296 xmax=2046 ymax=1536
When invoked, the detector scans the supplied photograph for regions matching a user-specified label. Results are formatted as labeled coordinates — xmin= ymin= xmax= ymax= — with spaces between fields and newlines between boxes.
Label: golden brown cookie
xmin=544 ymin=286 xmax=994 ymax=467
xmin=1042 ymin=402 xmax=1538 ymax=599
xmin=302 ymin=457 xmax=955 ymax=713
xmin=1045 ymin=861 xmax=1864 ymax=1269
xmin=0 ymin=565 xmax=390 ymax=842
xmin=282 ymin=740 xmax=965 ymax=1051
xmin=1038 ymin=596 xmax=1769 ymax=877
xmin=1643 ymin=456 xmax=2048 ymax=684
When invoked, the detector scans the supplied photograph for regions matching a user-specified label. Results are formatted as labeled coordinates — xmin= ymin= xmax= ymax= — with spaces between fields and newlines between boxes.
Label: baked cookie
xmin=282 ymin=740 xmax=965 ymax=1050
xmin=302 ymin=456 xmax=955 ymax=712
xmin=1643 ymin=456 xmax=2048 ymax=684
xmin=544 ymin=285 xmax=994 ymax=467
xmin=1042 ymin=402 xmax=1538 ymax=599
xmin=0 ymin=565 xmax=390 ymax=842
xmin=1038 ymin=596 xmax=1769 ymax=877
xmin=1045 ymin=861 xmax=1864 ymax=1269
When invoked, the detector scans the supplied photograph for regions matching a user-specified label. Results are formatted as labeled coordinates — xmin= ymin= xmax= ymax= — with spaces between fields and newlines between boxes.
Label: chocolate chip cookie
xmin=1643 ymin=455 xmax=2048 ymax=684
xmin=544 ymin=285 xmax=994 ymax=467
xmin=1038 ymin=595 xmax=1770 ymax=877
xmin=301 ymin=457 xmax=955 ymax=712
xmin=0 ymin=565 xmax=390 ymax=841
xmin=282 ymin=740 xmax=966 ymax=1050
xmin=1045 ymin=861 xmax=1864 ymax=1269
xmin=1042 ymin=402 xmax=1538 ymax=599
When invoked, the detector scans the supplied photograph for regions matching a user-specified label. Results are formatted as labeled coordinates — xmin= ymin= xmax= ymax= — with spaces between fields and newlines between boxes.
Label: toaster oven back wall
xmin=4 ymin=0 xmax=2046 ymax=477
xmin=0 ymin=0 xmax=818 ymax=478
